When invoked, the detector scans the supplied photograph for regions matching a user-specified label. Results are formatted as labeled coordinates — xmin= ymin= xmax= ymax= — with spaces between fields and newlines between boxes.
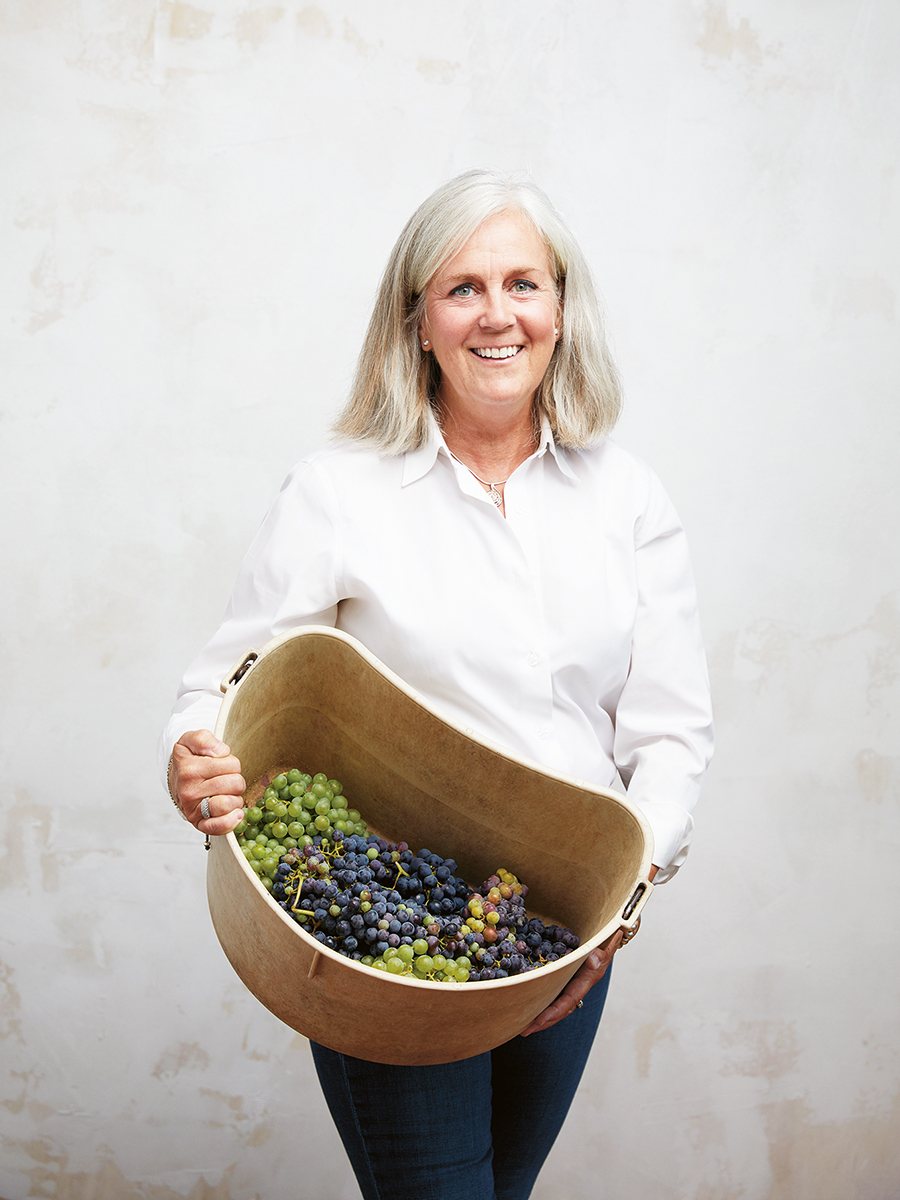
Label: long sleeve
xmin=157 ymin=459 xmax=342 ymax=786
xmin=612 ymin=467 xmax=714 ymax=883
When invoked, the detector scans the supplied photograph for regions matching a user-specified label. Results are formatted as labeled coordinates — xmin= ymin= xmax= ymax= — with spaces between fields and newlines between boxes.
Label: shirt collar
xmin=401 ymin=406 xmax=577 ymax=487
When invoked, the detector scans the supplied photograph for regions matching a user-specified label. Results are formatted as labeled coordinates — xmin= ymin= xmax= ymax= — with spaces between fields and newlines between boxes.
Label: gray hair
xmin=334 ymin=169 xmax=622 ymax=452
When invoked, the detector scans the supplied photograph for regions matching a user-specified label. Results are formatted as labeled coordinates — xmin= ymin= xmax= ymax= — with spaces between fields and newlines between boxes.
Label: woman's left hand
xmin=519 ymin=865 xmax=658 ymax=1038
xmin=518 ymin=929 xmax=624 ymax=1037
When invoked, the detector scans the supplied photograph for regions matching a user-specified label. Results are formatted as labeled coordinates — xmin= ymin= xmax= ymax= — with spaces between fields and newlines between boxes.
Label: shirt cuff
xmin=632 ymin=799 xmax=695 ymax=884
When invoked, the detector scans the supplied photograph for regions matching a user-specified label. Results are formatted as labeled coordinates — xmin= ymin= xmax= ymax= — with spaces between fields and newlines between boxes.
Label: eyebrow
xmin=438 ymin=267 xmax=547 ymax=285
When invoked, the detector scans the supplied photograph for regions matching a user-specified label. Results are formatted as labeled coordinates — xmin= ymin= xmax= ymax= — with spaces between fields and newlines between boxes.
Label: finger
xmin=191 ymin=792 xmax=245 ymax=829
xmin=177 ymin=730 xmax=231 ymax=758
xmin=198 ymin=805 xmax=246 ymax=838
xmin=180 ymin=770 xmax=246 ymax=805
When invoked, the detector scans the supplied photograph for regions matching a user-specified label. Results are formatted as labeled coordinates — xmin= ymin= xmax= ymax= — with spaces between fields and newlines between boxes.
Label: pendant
xmin=488 ymin=486 xmax=503 ymax=507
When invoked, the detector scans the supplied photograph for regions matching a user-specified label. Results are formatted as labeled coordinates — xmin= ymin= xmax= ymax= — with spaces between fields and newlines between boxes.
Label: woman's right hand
xmin=169 ymin=729 xmax=246 ymax=837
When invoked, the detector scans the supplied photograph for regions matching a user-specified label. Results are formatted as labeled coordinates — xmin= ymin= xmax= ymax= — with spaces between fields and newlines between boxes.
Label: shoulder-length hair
xmin=334 ymin=169 xmax=622 ymax=453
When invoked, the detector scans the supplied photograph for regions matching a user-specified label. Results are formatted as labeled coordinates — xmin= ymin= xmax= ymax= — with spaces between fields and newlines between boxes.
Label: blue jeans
xmin=309 ymin=967 xmax=611 ymax=1200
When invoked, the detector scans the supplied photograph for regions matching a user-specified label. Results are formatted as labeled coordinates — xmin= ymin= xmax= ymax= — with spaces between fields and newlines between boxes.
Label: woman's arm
xmin=613 ymin=466 xmax=714 ymax=882
xmin=159 ymin=459 xmax=343 ymax=823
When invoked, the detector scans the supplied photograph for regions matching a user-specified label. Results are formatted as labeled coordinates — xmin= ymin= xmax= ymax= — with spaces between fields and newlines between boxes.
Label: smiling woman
xmin=334 ymin=170 xmax=623 ymax=460
xmin=161 ymin=169 xmax=714 ymax=1200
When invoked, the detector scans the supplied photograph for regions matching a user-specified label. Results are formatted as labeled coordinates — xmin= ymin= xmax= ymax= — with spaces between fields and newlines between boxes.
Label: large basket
xmin=207 ymin=627 xmax=654 ymax=1065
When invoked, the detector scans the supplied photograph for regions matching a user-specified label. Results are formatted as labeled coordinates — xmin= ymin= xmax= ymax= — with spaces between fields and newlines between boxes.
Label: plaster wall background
xmin=2 ymin=2 xmax=898 ymax=1197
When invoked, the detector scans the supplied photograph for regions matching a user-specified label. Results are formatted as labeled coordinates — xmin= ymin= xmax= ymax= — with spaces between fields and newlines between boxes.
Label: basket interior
xmin=221 ymin=630 xmax=648 ymax=942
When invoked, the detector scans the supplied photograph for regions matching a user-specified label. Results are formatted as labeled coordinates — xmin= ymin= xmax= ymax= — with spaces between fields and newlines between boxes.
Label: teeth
xmin=473 ymin=346 xmax=520 ymax=359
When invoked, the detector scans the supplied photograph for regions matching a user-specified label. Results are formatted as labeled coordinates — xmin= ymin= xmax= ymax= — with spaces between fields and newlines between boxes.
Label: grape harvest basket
xmin=208 ymin=626 xmax=654 ymax=1065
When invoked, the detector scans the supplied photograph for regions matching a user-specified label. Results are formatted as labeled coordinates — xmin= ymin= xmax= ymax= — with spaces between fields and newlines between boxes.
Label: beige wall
xmin=2 ymin=2 xmax=898 ymax=1197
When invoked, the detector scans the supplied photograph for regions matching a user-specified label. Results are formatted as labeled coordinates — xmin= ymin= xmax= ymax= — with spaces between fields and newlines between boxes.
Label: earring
xmin=422 ymin=339 xmax=430 ymax=348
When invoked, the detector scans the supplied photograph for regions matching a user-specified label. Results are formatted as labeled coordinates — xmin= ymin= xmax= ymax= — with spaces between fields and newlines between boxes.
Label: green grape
xmin=264 ymin=795 xmax=279 ymax=812
xmin=287 ymin=769 xmax=302 ymax=784
xmin=289 ymin=782 xmax=304 ymax=798
xmin=246 ymin=806 xmax=263 ymax=824
xmin=241 ymin=846 xmax=254 ymax=861
xmin=287 ymin=822 xmax=304 ymax=839
xmin=302 ymin=793 xmax=318 ymax=810
xmin=234 ymin=818 xmax=247 ymax=836
xmin=327 ymin=779 xmax=342 ymax=795
xmin=414 ymin=955 xmax=434 ymax=975
xmin=287 ymin=800 xmax=304 ymax=819
xmin=252 ymin=845 xmax=267 ymax=860
xmin=283 ymin=838 xmax=298 ymax=849
xmin=386 ymin=957 xmax=406 ymax=975
xmin=348 ymin=809 xmax=361 ymax=823
xmin=367 ymin=847 xmax=379 ymax=860
xmin=313 ymin=794 xmax=330 ymax=811
xmin=432 ymin=954 xmax=447 ymax=972
xmin=397 ymin=944 xmax=414 ymax=964
xmin=332 ymin=795 xmax=349 ymax=810
xmin=270 ymin=821 xmax=288 ymax=840
xmin=260 ymin=876 xmax=273 ymax=891
xmin=312 ymin=773 xmax=328 ymax=785
xmin=412 ymin=939 xmax=428 ymax=955
xmin=272 ymin=774 xmax=288 ymax=791
xmin=254 ymin=833 xmax=269 ymax=845
xmin=314 ymin=815 xmax=330 ymax=832
xmin=373 ymin=961 xmax=388 ymax=972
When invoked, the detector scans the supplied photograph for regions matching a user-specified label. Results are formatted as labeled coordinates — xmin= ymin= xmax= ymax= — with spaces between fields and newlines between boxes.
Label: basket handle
xmin=219 ymin=649 xmax=259 ymax=695
xmin=618 ymin=878 xmax=654 ymax=938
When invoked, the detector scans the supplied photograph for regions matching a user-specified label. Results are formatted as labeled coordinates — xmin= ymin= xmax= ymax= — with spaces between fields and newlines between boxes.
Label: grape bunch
xmin=233 ymin=769 xmax=368 ymax=891
xmin=235 ymin=767 xmax=580 ymax=983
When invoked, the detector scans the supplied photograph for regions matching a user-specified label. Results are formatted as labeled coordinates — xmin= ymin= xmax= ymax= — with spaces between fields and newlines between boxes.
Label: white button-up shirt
xmin=160 ymin=414 xmax=713 ymax=882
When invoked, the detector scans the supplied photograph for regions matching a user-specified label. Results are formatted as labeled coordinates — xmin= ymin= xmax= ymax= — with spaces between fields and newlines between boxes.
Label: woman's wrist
xmin=167 ymin=750 xmax=188 ymax=820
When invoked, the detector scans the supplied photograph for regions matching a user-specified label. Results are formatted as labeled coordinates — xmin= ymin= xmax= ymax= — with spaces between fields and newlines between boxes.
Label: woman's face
xmin=420 ymin=209 xmax=560 ymax=426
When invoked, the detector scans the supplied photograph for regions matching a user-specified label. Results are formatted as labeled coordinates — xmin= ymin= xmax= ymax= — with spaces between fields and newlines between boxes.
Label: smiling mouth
xmin=470 ymin=346 xmax=523 ymax=359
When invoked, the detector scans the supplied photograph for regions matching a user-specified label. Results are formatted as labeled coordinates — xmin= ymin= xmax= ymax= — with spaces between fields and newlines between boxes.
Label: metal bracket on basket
xmin=622 ymin=882 xmax=649 ymax=921
xmin=618 ymin=878 xmax=654 ymax=944
xmin=220 ymin=650 xmax=259 ymax=694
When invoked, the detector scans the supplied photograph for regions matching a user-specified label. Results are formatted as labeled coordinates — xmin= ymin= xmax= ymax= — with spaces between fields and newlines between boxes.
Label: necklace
xmin=447 ymin=449 xmax=508 ymax=507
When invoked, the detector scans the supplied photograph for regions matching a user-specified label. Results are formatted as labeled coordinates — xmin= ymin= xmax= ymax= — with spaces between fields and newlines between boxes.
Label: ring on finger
xmin=620 ymin=917 xmax=641 ymax=945
xmin=576 ymin=999 xmax=584 ymax=1009
xmin=200 ymin=797 xmax=212 ymax=821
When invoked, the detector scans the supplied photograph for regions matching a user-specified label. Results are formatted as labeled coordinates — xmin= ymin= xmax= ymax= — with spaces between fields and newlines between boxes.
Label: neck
xmin=436 ymin=399 xmax=539 ymax=481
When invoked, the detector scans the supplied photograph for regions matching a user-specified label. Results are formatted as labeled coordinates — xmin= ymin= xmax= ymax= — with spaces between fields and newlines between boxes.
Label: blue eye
xmin=451 ymin=283 xmax=474 ymax=298
xmin=512 ymin=279 xmax=537 ymax=293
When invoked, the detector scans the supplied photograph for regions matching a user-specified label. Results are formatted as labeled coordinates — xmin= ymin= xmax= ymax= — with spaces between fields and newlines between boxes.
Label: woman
xmin=161 ymin=170 xmax=714 ymax=1199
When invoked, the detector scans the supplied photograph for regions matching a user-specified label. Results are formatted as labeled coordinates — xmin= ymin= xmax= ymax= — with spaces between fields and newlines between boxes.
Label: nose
xmin=478 ymin=285 xmax=515 ymax=331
